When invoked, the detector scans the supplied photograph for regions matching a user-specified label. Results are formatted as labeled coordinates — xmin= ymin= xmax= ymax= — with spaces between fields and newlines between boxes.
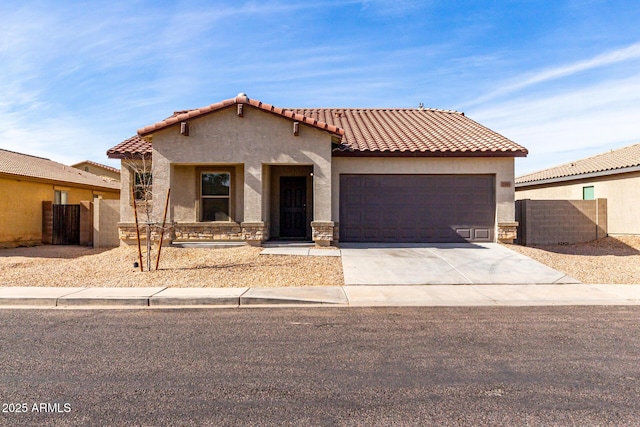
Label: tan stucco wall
xmin=0 ymin=175 xmax=119 ymax=247
xmin=516 ymin=171 xmax=640 ymax=235
xmin=137 ymin=105 xmax=333 ymax=226
xmin=331 ymin=156 xmax=517 ymax=231
xmin=93 ymin=198 xmax=120 ymax=248
xmin=170 ymin=164 xmax=244 ymax=223
xmin=73 ymin=162 xmax=121 ymax=181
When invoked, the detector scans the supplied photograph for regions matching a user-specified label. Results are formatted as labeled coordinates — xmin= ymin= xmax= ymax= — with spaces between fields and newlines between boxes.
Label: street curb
xmin=0 ymin=284 xmax=639 ymax=309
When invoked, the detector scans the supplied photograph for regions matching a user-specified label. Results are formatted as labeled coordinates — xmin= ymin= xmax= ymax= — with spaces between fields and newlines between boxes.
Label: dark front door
xmin=280 ymin=176 xmax=307 ymax=238
xmin=52 ymin=204 xmax=81 ymax=245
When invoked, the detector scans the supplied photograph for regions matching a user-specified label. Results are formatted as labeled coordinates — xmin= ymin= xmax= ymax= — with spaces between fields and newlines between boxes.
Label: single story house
xmin=515 ymin=143 xmax=640 ymax=235
xmin=72 ymin=160 xmax=121 ymax=181
xmin=0 ymin=149 xmax=120 ymax=248
xmin=107 ymin=93 xmax=527 ymax=246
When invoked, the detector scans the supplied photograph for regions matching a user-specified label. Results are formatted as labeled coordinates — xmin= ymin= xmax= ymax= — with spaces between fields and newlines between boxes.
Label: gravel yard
xmin=504 ymin=236 xmax=640 ymax=284
xmin=0 ymin=245 xmax=344 ymax=288
xmin=2 ymin=236 xmax=639 ymax=287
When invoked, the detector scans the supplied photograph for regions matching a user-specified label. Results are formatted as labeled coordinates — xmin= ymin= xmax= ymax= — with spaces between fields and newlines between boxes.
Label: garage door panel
xmin=340 ymin=174 xmax=495 ymax=243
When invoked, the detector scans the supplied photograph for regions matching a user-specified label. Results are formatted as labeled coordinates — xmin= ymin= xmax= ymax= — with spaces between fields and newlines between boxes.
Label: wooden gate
xmin=52 ymin=205 xmax=80 ymax=245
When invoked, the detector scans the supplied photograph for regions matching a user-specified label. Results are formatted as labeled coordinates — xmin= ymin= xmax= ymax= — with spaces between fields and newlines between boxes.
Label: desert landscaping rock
xmin=504 ymin=236 xmax=640 ymax=284
xmin=1 ymin=236 xmax=639 ymax=288
xmin=0 ymin=245 xmax=344 ymax=288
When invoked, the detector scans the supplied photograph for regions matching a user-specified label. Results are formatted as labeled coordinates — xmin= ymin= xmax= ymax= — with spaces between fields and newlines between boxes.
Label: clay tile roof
xmin=107 ymin=96 xmax=527 ymax=158
xmin=290 ymin=108 xmax=527 ymax=156
xmin=106 ymin=135 xmax=152 ymax=159
xmin=0 ymin=149 xmax=120 ymax=190
xmin=71 ymin=160 xmax=120 ymax=174
xmin=136 ymin=94 xmax=344 ymax=137
xmin=516 ymin=143 xmax=640 ymax=185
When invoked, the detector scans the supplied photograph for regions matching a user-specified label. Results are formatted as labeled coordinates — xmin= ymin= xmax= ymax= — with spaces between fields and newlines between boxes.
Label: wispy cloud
xmin=470 ymin=72 xmax=640 ymax=175
xmin=463 ymin=41 xmax=640 ymax=108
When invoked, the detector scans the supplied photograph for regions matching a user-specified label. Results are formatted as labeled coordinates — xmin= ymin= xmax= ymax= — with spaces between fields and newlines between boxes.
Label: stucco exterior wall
xmin=73 ymin=162 xmax=121 ymax=181
xmin=94 ymin=198 xmax=120 ymax=248
xmin=515 ymin=171 xmax=640 ymax=235
xmin=0 ymin=176 xmax=119 ymax=248
xmin=143 ymin=105 xmax=334 ymax=226
xmin=331 ymin=156 xmax=516 ymax=226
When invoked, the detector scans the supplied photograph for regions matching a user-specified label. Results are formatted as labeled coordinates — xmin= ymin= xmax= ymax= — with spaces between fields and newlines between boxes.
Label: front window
xmin=134 ymin=172 xmax=152 ymax=202
xmin=201 ymin=172 xmax=231 ymax=221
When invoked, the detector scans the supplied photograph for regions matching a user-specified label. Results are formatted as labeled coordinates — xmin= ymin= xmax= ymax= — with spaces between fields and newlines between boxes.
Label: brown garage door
xmin=339 ymin=174 xmax=495 ymax=243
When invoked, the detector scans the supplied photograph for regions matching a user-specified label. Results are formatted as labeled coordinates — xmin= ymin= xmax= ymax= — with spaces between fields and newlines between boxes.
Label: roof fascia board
xmin=0 ymin=171 xmax=119 ymax=191
xmin=515 ymin=164 xmax=640 ymax=188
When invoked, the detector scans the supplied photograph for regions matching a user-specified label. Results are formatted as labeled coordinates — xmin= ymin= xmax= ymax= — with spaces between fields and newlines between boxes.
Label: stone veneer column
xmin=497 ymin=221 xmax=518 ymax=244
xmin=241 ymin=222 xmax=268 ymax=246
xmin=311 ymin=221 xmax=334 ymax=246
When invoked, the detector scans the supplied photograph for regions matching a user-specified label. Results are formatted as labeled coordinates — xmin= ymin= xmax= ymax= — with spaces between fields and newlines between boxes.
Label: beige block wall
xmin=331 ymin=157 xmax=517 ymax=228
xmin=516 ymin=199 xmax=607 ymax=245
xmin=144 ymin=105 xmax=334 ymax=225
xmin=516 ymin=171 xmax=640 ymax=235
xmin=94 ymin=198 xmax=120 ymax=248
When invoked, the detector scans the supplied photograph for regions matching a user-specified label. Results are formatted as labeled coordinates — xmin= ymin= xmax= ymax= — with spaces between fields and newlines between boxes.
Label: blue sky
xmin=1 ymin=0 xmax=639 ymax=175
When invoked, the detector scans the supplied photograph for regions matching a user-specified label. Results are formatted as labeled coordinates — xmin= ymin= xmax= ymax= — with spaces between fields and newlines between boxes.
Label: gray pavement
xmin=1 ymin=284 xmax=639 ymax=308
xmin=340 ymin=242 xmax=579 ymax=285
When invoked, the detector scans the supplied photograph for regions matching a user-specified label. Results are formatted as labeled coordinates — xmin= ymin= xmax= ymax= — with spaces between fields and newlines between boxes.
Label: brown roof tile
xmin=107 ymin=96 xmax=527 ymax=158
xmin=293 ymin=108 xmax=527 ymax=155
xmin=0 ymin=149 xmax=120 ymax=190
xmin=516 ymin=143 xmax=640 ymax=185
xmin=106 ymin=135 xmax=152 ymax=159
xmin=137 ymin=94 xmax=344 ymax=137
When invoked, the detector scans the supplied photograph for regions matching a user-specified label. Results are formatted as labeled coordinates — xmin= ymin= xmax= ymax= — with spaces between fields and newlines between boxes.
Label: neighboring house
xmin=0 ymin=149 xmax=120 ymax=248
xmin=515 ymin=143 xmax=640 ymax=235
xmin=107 ymin=93 xmax=527 ymax=246
xmin=72 ymin=160 xmax=121 ymax=181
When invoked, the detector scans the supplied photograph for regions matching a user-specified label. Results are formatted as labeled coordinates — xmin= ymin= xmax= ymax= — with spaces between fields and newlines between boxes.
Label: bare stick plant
xmin=124 ymin=154 xmax=172 ymax=271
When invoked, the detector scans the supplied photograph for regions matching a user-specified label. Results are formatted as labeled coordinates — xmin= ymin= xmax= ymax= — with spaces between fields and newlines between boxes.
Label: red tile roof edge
xmin=137 ymin=94 xmax=345 ymax=137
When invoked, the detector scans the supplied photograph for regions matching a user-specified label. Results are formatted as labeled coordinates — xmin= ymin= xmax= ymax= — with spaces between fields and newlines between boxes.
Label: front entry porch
xmin=268 ymin=165 xmax=313 ymax=241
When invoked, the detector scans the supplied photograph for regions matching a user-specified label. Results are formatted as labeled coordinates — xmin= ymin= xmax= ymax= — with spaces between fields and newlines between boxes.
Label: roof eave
xmin=516 ymin=164 xmax=640 ymax=187
xmin=0 ymin=171 xmax=120 ymax=191
xmin=137 ymin=96 xmax=344 ymax=138
xmin=332 ymin=149 xmax=528 ymax=158
xmin=107 ymin=152 xmax=152 ymax=160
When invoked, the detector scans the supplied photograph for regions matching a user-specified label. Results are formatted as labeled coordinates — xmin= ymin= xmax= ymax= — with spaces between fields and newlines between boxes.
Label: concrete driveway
xmin=340 ymin=243 xmax=579 ymax=285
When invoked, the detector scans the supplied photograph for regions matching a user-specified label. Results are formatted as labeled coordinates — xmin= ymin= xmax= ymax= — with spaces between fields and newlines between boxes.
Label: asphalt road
xmin=1 ymin=306 xmax=639 ymax=426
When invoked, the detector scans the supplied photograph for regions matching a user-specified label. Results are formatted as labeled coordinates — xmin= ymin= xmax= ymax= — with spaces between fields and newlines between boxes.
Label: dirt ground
xmin=0 ymin=245 xmax=344 ymax=288
xmin=1 ymin=236 xmax=639 ymax=287
xmin=504 ymin=235 xmax=640 ymax=284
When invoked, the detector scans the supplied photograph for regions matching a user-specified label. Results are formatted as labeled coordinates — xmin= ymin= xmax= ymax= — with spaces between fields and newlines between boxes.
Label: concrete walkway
xmin=0 ymin=284 xmax=639 ymax=309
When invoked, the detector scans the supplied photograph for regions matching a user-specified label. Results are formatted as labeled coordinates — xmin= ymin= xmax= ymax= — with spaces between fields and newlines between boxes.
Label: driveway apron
xmin=340 ymin=243 xmax=579 ymax=285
